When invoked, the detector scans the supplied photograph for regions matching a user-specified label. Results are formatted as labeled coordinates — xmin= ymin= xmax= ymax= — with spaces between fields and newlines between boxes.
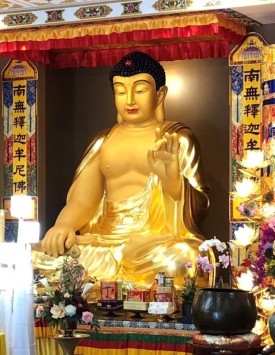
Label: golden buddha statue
xmin=33 ymin=51 xmax=211 ymax=288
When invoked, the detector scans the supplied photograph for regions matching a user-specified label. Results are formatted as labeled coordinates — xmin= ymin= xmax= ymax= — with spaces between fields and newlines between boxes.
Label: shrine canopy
xmin=0 ymin=11 xmax=250 ymax=68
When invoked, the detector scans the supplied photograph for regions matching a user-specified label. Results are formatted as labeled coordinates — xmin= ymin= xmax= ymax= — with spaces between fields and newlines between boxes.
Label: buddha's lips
xmin=127 ymin=109 xmax=138 ymax=114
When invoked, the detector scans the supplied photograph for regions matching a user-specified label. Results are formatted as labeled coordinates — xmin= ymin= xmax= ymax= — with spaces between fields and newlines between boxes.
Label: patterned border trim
xmin=205 ymin=0 xmax=221 ymax=6
xmin=0 ymin=0 xmax=274 ymax=12
xmin=217 ymin=8 xmax=261 ymax=26
xmin=98 ymin=319 xmax=197 ymax=331
xmin=74 ymin=5 xmax=112 ymax=19
xmin=2 ymin=12 xmax=37 ymax=26
xmin=153 ymin=0 xmax=192 ymax=11
xmin=0 ymin=0 xmax=263 ymax=30
xmin=122 ymin=2 xmax=141 ymax=15
xmin=46 ymin=9 xmax=64 ymax=23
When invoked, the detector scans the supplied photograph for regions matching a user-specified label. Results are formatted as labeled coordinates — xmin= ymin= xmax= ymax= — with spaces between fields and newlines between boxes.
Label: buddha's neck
xmin=119 ymin=119 xmax=160 ymax=132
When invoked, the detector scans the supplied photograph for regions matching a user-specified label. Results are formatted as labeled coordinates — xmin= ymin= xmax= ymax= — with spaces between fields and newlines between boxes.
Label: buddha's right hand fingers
xmin=54 ymin=229 xmax=76 ymax=257
xmin=152 ymin=138 xmax=166 ymax=152
xmin=41 ymin=233 xmax=50 ymax=254
xmin=65 ymin=230 xmax=77 ymax=252
xmin=41 ymin=230 xmax=63 ymax=257
xmin=41 ymin=227 xmax=75 ymax=258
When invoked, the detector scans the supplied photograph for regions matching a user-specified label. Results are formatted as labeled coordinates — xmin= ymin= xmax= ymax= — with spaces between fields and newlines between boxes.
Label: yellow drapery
xmin=0 ymin=13 xmax=245 ymax=43
xmin=0 ymin=12 xmax=246 ymax=67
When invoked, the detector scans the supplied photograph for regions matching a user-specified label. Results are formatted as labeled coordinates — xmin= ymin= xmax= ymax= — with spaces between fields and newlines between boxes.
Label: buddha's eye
xmin=135 ymin=86 xmax=147 ymax=94
xmin=115 ymin=88 xmax=126 ymax=96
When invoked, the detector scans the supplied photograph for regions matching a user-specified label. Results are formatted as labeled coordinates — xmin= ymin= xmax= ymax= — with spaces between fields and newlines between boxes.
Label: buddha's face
xmin=113 ymin=73 xmax=162 ymax=124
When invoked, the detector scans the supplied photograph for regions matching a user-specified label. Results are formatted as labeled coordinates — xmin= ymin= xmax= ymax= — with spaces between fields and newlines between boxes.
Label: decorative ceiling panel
xmin=0 ymin=1 xmax=274 ymax=30
xmin=0 ymin=0 xmax=274 ymax=12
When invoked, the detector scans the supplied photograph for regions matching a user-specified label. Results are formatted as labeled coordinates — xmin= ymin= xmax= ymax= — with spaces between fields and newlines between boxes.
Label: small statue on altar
xmin=33 ymin=51 xmax=211 ymax=288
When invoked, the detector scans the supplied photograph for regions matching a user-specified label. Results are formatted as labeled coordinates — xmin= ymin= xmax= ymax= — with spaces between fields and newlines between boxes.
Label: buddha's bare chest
xmin=99 ymin=129 xmax=156 ymax=178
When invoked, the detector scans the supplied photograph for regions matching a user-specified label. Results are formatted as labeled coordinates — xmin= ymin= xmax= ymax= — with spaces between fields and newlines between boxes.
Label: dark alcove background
xmin=45 ymin=58 xmax=229 ymax=242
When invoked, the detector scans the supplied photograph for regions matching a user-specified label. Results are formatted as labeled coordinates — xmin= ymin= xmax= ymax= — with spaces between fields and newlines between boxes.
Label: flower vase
xmin=59 ymin=318 xmax=78 ymax=337
xmin=181 ymin=303 xmax=193 ymax=324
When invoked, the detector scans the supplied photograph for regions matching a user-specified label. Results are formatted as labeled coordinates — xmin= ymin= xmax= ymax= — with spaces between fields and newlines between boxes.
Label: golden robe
xmin=33 ymin=121 xmax=211 ymax=288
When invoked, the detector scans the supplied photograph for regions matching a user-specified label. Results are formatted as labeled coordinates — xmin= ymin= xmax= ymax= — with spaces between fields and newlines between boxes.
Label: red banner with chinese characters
xmin=2 ymin=60 xmax=38 ymax=240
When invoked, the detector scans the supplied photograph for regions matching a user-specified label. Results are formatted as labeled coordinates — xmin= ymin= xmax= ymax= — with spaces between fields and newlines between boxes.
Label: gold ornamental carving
xmin=74 ymin=5 xmax=112 ymax=19
xmin=2 ymin=12 xmax=37 ymax=26
xmin=153 ymin=0 xmax=192 ymax=11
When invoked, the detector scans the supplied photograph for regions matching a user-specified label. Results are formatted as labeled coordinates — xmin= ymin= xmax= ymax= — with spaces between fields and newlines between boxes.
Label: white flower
xmin=240 ymin=151 xmax=267 ymax=169
xmin=81 ymin=283 xmax=94 ymax=297
xmin=39 ymin=278 xmax=53 ymax=293
xmin=235 ymin=179 xmax=258 ymax=198
xmin=215 ymin=242 xmax=228 ymax=253
xmin=236 ymin=270 xmax=254 ymax=291
xmin=198 ymin=237 xmax=222 ymax=252
xmin=64 ymin=292 xmax=71 ymax=298
xmin=65 ymin=304 xmax=77 ymax=317
xmin=234 ymin=225 xmax=257 ymax=247
xmin=50 ymin=303 xmax=65 ymax=319
xmin=261 ymin=203 xmax=275 ymax=219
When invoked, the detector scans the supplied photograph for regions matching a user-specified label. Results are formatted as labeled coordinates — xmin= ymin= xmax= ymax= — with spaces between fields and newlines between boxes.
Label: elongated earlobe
xmin=156 ymin=104 xmax=165 ymax=123
xmin=156 ymin=86 xmax=168 ymax=123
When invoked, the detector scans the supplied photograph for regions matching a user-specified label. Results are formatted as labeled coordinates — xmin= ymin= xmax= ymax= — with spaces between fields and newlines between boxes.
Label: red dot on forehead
xmin=125 ymin=60 xmax=133 ymax=67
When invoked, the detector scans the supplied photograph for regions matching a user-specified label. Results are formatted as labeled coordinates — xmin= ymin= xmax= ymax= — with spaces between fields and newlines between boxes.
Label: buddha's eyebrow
xmin=133 ymin=80 xmax=151 ymax=85
xmin=113 ymin=80 xmax=151 ymax=85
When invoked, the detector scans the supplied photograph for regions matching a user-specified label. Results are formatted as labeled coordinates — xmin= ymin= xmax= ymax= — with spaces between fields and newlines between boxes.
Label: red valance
xmin=0 ymin=13 xmax=246 ymax=68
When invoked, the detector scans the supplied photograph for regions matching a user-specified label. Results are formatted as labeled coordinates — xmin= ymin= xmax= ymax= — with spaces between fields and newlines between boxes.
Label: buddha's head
xmin=110 ymin=51 xmax=168 ymax=124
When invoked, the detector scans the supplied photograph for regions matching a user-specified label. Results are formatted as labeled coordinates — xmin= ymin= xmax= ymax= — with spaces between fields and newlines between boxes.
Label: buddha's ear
xmin=156 ymin=85 xmax=168 ymax=123
xmin=117 ymin=112 xmax=124 ymax=124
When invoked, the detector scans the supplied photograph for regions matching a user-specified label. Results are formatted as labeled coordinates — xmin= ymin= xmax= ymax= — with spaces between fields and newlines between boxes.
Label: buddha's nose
xmin=126 ymin=90 xmax=135 ymax=105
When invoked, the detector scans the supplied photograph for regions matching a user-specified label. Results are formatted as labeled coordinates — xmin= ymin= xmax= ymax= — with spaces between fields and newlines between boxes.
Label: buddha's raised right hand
xmin=147 ymin=128 xmax=181 ymax=200
xmin=41 ymin=224 xmax=76 ymax=258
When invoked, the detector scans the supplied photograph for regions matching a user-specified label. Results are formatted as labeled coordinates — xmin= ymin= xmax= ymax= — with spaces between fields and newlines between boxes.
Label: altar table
xmin=35 ymin=321 xmax=195 ymax=355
